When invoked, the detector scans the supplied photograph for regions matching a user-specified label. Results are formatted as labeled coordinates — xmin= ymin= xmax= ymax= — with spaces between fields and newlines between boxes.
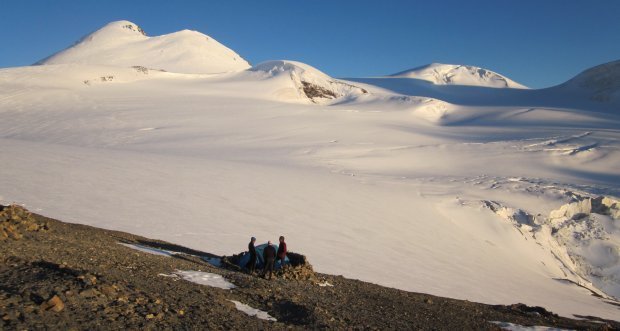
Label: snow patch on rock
xmin=172 ymin=270 xmax=236 ymax=289
xmin=229 ymin=300 xmax=277 ymax=321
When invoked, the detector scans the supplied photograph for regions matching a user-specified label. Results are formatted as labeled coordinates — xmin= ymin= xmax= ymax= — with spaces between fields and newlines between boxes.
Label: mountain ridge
xmin=555 ymin=60 xmax=620 ymax=103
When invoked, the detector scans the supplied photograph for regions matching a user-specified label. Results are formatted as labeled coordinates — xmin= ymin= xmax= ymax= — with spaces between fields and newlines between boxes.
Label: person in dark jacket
xmin=262 ymin=240 xmax=276 ymax=279
xmin=277 ymin=235 xmax=287 ymax=268
xmin=246 ymin=236 xmax=257 ymax=274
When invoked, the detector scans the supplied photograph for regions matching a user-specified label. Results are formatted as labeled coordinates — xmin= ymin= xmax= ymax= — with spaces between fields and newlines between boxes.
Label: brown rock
xmin=79 ymin=288 xmax=100 ymax=298
xmin=26 ymin=223 xmax=40 ymax=231
xmin=78 ymin=274 xmax=98 ymax=286
xmin=8 ymin=228 xmax=22 ymax=240
xmin=100 ymin=285 xmax=117 ymax=297
xmin=42 ymin=295 xmax=65 ymax=312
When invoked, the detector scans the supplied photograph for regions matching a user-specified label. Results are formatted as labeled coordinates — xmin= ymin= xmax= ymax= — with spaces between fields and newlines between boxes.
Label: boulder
xmin=42 ymin=295 xmax=65 ymax=312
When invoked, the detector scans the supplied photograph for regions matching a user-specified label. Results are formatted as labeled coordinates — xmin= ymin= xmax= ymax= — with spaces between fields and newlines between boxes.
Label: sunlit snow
xmin=1 ymin=20 xmax=619 ymax=321
xmin=172 ymin=270 xmax=235 ymax=290
xmin=229 ymin=300 xmax=277 ymax=321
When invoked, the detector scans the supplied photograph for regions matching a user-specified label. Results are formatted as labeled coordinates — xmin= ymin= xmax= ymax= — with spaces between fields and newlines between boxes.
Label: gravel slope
xmin=1 ymin=205 xmax=618 ymax=330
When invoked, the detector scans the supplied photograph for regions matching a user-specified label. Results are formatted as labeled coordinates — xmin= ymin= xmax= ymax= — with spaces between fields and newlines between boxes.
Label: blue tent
xmin=238 ymin=243 xmax=290 ymax=269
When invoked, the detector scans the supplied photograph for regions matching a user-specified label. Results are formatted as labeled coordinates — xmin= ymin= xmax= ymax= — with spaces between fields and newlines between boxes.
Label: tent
xmin=238 ymin=243 xmax=289 ymax=269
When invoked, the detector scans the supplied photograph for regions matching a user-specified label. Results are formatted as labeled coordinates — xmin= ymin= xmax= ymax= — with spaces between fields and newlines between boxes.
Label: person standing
xmin=262 ymin=240 xmax=276 ymax=280
xmin=277 ymin=235 xmax=287 ymax=268
xmin=246 ymin=236 xmax=257 ymax=274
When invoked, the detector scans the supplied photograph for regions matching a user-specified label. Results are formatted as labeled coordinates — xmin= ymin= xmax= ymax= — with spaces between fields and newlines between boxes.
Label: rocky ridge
xmin=1 ymin=205 xmax=618 ymax=330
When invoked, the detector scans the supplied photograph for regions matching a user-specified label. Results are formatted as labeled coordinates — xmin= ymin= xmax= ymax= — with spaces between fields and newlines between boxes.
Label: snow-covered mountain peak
xmin=251 ymin=60 xmax=330 ymax=80
xmin=249 ymin=60 xmax=368 ymax=103
xmin=100 ymin=20 xmax=146 ymax=35
xmin=36 ymin=20 xmax=250 ymax=74
xmin=76 ymin=20 xmax=147 ymax=44
xmin=390 ymin=63 xmax=527 ymax=89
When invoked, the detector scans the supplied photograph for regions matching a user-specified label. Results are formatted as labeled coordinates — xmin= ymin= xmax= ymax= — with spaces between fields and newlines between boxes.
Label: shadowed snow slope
xmin=36 ymin=20 xmax=250 ymax=74
xmin=247 ymin=60 xmax=368 ymax=103
xmin=553 ymin=60 xmax=620 ymax=105
xmin=390 ymin=63 xmax=527 ymax=89
xmin=348 ymin=60 xmax=620 ymax=115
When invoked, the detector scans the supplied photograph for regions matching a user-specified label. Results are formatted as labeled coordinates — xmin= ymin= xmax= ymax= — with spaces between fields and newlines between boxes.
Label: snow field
xmin=1 ymin=21 xmax=620 ymax=321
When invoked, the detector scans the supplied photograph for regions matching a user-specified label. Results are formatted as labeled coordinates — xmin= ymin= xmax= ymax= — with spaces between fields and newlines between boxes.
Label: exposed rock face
xmin=122 ymin=23 xmax=146 ymax=36
xmin=0 ymin=204 xmax=48 ymax=240
xmin=301 ymin=81 xmax=338 ymax=100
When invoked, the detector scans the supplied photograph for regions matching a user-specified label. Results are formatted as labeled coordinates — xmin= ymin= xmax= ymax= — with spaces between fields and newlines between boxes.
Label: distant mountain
xmin=249 ymin=60 xmax=368 ymax=103
xmin=556 ymin=60 xmax=620 ymax=104
xmin=390 ymin=63 xmax=527 ymax=89
xmin=36 ymin=20 xmax=250 ymax=74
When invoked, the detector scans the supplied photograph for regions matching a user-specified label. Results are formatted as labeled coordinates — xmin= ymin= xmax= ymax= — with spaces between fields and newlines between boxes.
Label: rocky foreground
xmin=1 ymin=204 xmax=618 ymax=330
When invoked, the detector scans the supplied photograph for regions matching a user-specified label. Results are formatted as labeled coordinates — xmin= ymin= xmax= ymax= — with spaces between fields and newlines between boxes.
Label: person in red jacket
xmin=277 ymin=235 xmax=287 ymax=268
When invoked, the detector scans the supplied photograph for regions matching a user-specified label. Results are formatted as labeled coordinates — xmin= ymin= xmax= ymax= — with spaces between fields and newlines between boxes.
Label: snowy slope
xmin=554 ymin=60 xmax=620 ymax=104
xmin=2 ymin=22 xmax=620 ymax=322
xmin=245 ymin=60 xmax=368 ymax=103
xmin=37 ymin=21 xmax=250 ymax=74
xmin=390 ymin=63 xmax=527 ymax=88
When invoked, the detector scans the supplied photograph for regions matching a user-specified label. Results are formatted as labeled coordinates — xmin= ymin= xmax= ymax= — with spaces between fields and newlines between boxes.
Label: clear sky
xmin=1 ymin=0 xmax=619 ymax=88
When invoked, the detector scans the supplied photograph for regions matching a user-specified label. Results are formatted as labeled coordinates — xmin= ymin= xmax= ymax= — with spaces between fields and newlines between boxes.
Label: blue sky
xmin=1 ymin=0 xmax=618 ymax=88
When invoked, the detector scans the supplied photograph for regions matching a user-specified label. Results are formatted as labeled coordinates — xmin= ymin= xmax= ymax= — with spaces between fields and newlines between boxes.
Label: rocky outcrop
xmin=0 ymin=204 xmax=48 ymax=240
xmin=222 ymin=251 xmax=317 ymax=282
